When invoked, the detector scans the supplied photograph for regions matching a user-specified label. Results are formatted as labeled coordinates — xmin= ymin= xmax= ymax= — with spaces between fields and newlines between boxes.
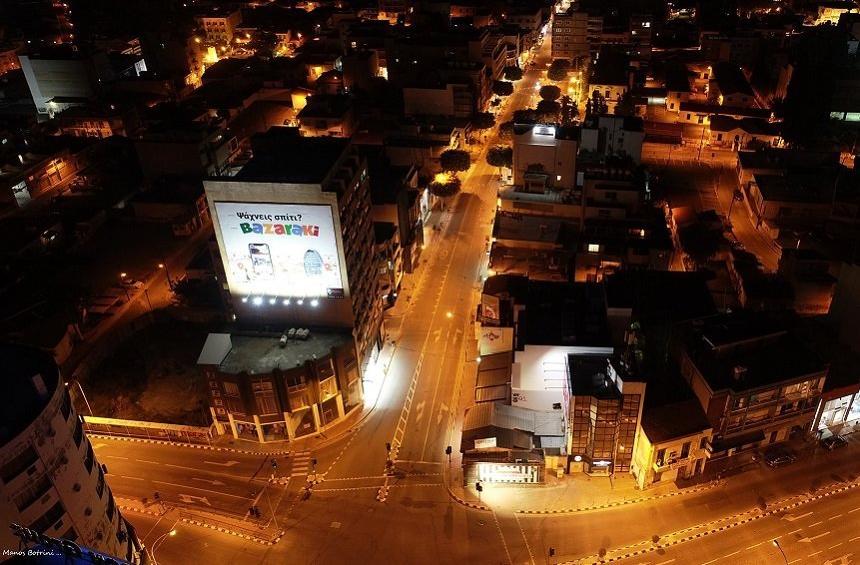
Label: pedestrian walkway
xmin=290 ymin=450 xmax=313 ymax=479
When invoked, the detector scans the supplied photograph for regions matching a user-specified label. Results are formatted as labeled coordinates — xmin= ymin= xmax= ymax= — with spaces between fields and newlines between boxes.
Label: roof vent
xmin=732 ymin=365 xmax=748 ymax=381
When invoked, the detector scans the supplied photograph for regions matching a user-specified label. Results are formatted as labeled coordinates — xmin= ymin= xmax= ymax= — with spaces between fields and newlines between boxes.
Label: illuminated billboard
xmin=213 ymin=202 xmax=345 ymax=299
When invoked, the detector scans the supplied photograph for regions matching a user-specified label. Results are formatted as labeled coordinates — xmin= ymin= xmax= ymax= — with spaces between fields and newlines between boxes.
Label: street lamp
xmin=158 ymin=262 xmax=174 ymax=287
xmin=772 ymin=539 xmax=788 ymax=564
xmin=65 ymin=380 xmax=93 ymax=416
xmin=118 ymin=272 xmax=131 ymax=301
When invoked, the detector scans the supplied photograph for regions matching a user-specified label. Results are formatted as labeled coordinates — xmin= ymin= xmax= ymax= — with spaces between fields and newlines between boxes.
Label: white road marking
xmin=850 ymin=536 xmax=860 ymax=542
xmin=828 ymin=543 xmax=842 ymax=550
xmin=828 ymin=514 xmax=842 ymax=520
xmin=191 ymin=477 xmax=225 ymax=486
xmin=746 ymin=543 xmax=761 ymax=550
xmin=203 ymin=460 xmax=240 ymax=467
xmin=137 ymin=459 xmax=161 ymax=465
xmin=114 ymin=475 xmax=144 ymax=481
xmin=103 ymin=455 xmax=129 ymax=460
xmin=782 ymin=511 xmax=813 ymax=522
xmin=808 ymin=521 xmax=823 ymax=527
xmin=655 ymin=560 xmax=675 ymax=565
xmin=177 ymin=494 xmax=211 ymax=506
xmin=786 ymin=529 xmax=801 ymax=536
xmin=151 ymin=480 xmax=248 ymax=499
xmin=848 ymin=507 xmax=860 ymax=514
xmin=809 ymin=551 xmax=823 ymax=557
xmin=798 ymin=532 xmax=830 ymax=543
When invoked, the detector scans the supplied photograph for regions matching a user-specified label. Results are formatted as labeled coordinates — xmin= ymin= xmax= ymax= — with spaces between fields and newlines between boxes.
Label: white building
xmin=19 ymin=52 xmax=94 ymax=118
xmin=0 ymin=345 xmax=145 ymax=563
xmin=512 ymin=124 xmax=578 ymax=192
xmin=579 ymin=115 xmax=645 ymax=164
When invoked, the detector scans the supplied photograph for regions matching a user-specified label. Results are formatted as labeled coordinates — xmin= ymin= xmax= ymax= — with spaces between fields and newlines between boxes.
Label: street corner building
xmin=198 ymin=331 xmax=362 ymax=443
xmin=0 ymin=344 xmax=145 ymax=564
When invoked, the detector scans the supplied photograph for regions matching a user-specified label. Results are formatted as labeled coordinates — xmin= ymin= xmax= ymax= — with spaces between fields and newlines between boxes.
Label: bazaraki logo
xmin=240 ymin=222 xmax=320 ymax=236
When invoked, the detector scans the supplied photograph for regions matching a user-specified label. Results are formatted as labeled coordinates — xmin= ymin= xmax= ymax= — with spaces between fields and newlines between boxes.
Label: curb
xmin=117 ymin=503 xmax=165 ymax=519
xmin=178 ymin=517 xmax=284 ymax=546
xmin=574 ymin=478 xmax=860 ymax=564
xmin=515 ymin=480 xmax=723 ymax=515
xmin=88 ymin=434 xmax=291 ymax=456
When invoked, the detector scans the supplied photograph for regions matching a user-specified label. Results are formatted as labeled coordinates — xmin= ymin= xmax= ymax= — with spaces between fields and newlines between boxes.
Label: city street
xmin=94 ymin=23 xmax=850 ymax=565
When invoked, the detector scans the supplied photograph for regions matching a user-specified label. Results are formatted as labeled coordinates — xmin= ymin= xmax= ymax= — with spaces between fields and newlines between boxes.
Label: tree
xmin=429 ymin=176 xmax=462 ymax=198
xmin=586 ymin=91 xmax=609 ymax=119
xmin=614 ymin=91 xmax=637 ymax=116
xmin=679 ymin=222 xmax=723 ymax=267
xmin=486 ymin=146 xmax=513 ymax=175
xmin=440 ymin=149 xmax=471 ymax=173
xmin=498 ymin=121 xmax=515 ymax=141
xmin=493 ymin=80 xmax=514 ymax=97
xmin=560 ymin=95 xmax=578 ymax=126
xmin=472 ymin=112 xmax=496 ymax=130
xmin=548 ymin=59 xmax=570 ymax=82
xmin=536 ymin=100 xmax=561 ymax=123
xmin=512 ymin=109 xmax=537 ymax=123
xmin=503 ymin=66 xmax=523 ymax=81
xmin=539 ymin=84 xmax=561 ymax=102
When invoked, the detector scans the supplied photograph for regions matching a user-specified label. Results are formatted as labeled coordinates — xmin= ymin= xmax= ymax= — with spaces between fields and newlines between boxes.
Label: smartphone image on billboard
xmin=304 ymin=249 xmax=323 ymax=276
xmin=249 ymin=243 xmax=275 ymax=279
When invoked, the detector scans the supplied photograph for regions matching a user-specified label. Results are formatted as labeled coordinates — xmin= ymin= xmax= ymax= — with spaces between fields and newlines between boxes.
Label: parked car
xmin=763 ymin=446 xmax=796 ymax=468
xmin=820 ymin=435 xmax=848 ymax=451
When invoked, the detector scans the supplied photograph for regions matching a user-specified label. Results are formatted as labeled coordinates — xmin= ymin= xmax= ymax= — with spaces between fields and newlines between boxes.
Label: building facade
xmin=551 ymin=8 xmax=589 ymax=61
xmin=0 ymin=345 xmax=144 ymax=563
xmin=204 ymin=130 xmax=383 ymax=375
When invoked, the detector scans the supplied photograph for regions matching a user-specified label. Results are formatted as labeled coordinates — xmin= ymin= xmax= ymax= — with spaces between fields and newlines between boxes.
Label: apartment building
xmin=0 ymin=345 xmax=144 ymax=563
xmin=551 ymin=7 xmax=589 ymax=61
xmin=675 ymin=313 xmax=828 ymax=461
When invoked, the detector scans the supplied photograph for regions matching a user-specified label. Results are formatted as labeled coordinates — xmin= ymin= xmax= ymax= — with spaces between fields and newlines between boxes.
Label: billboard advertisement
xmin=214 ymin=202 xmax=345 ymax=299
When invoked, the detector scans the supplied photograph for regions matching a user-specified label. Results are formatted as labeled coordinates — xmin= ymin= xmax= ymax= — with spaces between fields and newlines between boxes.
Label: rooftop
xmin=753 ymin=173 xmax=835 ymax=204
xmin=567 ymin=353 xmax=633 ymax=398
xmin=641 ymin=398 xmax=711 ymax=444
xmin=523 ymin=281 xmax=611 ymax=347
xmin=709 ymin=115 xmax=780 ymax=136
xmin=1 ymin=344 xmax=60 ymax=446
xmin=214 ymin=331 xmax=353 ymax=374
xmin=711 ymin=62 xmax=754 ymax=96
xmin=680 ymin=313 xmax=827 ymax=392
xmin=237 ymin=128 xmax=350 ymax=184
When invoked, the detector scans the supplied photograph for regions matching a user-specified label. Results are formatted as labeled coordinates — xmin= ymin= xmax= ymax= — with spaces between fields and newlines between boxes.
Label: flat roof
xmin=236 ymin=129 xmax=350 ymax=184
xmin=641 ymin=398 xmax=711 ymax=444
xmin=217 ymin=331 xmax=353 ymax=374
xmin=1 ymin=344 xmax=60 ymax=446
xmin=523 ymin=281 xmax=611 ymax=347
xmin=680 ymin=314 xmax=827 ymax=392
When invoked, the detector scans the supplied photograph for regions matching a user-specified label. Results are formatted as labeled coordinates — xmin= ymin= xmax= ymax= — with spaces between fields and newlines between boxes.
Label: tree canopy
xmin=503 ymin=66 xmax=523 ymax=81
xmin=493 ymin=80 xmax=514 ymax=97
xmin=486 ymin=146 xmax=513 ymax=169
xmin=429 ymin=176 xmax=462 ymax=198
xmin=472 ymin=112 xmax=496 ymax=130
xmin=440 ymin=149 xmax=471 ymax=173
xmin=539 ymin=84 xmax=561 ymax=102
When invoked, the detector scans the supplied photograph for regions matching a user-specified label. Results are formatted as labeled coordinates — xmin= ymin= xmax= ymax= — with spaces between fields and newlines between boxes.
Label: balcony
xmin=653 ymin=457 xmax=688 ymax=472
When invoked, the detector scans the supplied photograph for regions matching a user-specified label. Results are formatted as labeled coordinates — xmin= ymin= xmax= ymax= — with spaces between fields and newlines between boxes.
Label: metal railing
xmin=83 ymin=416 xmax=214 ymax=445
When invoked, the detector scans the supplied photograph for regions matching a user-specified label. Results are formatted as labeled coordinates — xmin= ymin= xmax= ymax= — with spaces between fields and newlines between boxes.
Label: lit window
xmin=587 ymin=243 xmax=600 ymax=253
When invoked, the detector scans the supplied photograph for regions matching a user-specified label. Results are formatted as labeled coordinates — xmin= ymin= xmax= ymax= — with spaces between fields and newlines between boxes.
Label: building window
xmin=288 ymin=391 xmax=310 ymax=411
xmin=73 ymin=417 xmax=83 ymax=448
xmin=223 ymin=382 xmax=245 ymax=415
xmin=13 ymin=473 xmax=52 ymax=511
xmin=680 ymin=441 xmax=691 ymax=458
xmin=106 ymin=492 xmax=115 ymax=521
xmin=252 ymin=381 xmax=278 ymax=415
xmin=96 ymin=467 xmax=105 ymax=499
xmin=319 ymin=376 xmax=338 ymax=401
xmin=30 ymin=501 xmax=65 ymax=534
xmin=84 ymin=442 xmax=94 ymax=474
xmin=587 ymin=243 xmax=600 ymax=253
xmin=1 ymin=446 xmax=39 ymax=484
xmin=60 ymin=390 xmax=72 ymax=420
xmin=656 ymin=448 xmax=666 ymax=466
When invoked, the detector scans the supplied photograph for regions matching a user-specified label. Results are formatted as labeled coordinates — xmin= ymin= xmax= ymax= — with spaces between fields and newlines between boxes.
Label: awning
xmin=711 ymin=430 xmax=765 ymax=453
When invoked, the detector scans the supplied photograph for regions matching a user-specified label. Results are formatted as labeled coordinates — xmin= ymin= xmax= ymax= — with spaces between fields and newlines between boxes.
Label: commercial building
xmin=19 ymin=50 xmax=95 ymax=118
xmin=579 ymin=115 xmax=645 ymax=164
xmin=632 ymin=398 xmax=712 ymax=488
xmin=198 ymin=331 xmax=361 ymax=443
xmin=204 ymin=128 xmax=383 ymax=376
xmin=567 ymin=353 xmax=645 ymax=475
xmin=674 ymin=313 xmax=828 ymax=462
xmin=134 ymin=121 xmax=239 ymax=179
xmin=0 ymin=344 xmax=144 ymax=563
